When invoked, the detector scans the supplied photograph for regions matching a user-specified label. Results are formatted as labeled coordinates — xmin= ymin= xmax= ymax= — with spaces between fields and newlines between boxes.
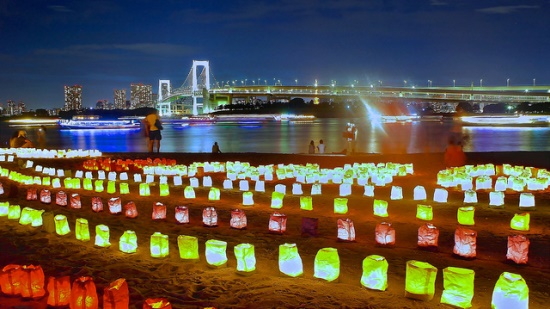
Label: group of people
xmin=308 ymin=139 xmax=325 ymax=154
xmin=9 ymin=126 xmax=47 ymax=149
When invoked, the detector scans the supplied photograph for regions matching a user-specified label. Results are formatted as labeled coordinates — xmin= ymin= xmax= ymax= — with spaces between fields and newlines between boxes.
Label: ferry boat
xmin=179 ymin=114 xmax=315 ymax=126
xmin=59 ymin=115 xmax=142 ymax=130
xmin=459 ymin=114 xmax=550 ymax=126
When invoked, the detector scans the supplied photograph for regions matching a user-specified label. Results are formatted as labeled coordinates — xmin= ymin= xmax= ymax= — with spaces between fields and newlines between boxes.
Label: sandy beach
xmin=0 ymin=151 xmax=549 ymax=309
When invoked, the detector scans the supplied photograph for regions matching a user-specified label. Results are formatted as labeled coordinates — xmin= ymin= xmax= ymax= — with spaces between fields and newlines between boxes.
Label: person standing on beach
xmin=145 ymin=109 xmax=162 ymax=153
xmin=317 ymin=139 xmax=325 ymax=154
xmin=212 ymin=142 xmax=222 ymax=153
xmin=308 ymin=140 xmax=316 ymax=154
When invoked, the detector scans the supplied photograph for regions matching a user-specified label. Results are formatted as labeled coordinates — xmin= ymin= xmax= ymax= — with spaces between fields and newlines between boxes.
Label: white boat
xmin=460 ymin=115 xmax=550 ymax=126
xmin=59 ymin=115 xmax=142 ymax=130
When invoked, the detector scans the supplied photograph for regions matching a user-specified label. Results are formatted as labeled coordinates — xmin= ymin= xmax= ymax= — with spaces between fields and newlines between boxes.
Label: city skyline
xmin=1 ymin=0 xmax=548 ymax=110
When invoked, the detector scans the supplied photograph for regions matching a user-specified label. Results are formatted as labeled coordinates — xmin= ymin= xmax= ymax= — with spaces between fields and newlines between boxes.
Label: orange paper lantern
xmin=152 ymin=202 xmax=167 ymax=220
xmin=91 ymin=196 xmax=103 ymax=212
xmin=337 ymin=218 xmax=355 ymax=242
xmin=418 ymin=223 xmax=439 ymax=248
xmin=0 ymin=264 xmax=23 ymax=296
xmin=269 ymin=212 xmax=287 ymax=234
xmin=375 ymin=222 xmax=395 ymax=246
xmin=453 ymin=227 xmax=477 ymax=258
xmin=108 ymin=197 xmax=122 ymax=215
xmin=203 ymin=207 xmax=218 ymax=227
xmin=507 ymin=234 xmax=530 ymax=264
xmin=70 ymin=276 xmax=98 ymax=309
xmin=175 ymin=206 xmax=189 ymax=224
xmin=47 ymin=276 xmax=71 ymax=307
xmin=103 ymin=278 xmax=129 ymax=309
xmin=40 ymin=189 xmax=51 ymax=204
xmin=143 ymin=298 xmax=172 ymax=309
xmin=56 ymin=191 xmax=67 ymax=206
xmin=26 ymin=188 xmax=37 ymax=201
xmin=70 ymin=193 xmax=82 ymax=209
xmin=20 ymin=264 xmax=46 ymax=299
xmin=230 ymin=209 xmax=247 ymax=229
xmin=124 ymin=201 xmax=138 ymax=218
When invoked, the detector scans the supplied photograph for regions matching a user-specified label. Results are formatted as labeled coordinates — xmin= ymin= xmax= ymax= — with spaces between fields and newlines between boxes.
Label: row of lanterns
xmin=0 ymin=148 xmax=102 ymax=159
xmin=0 ymin=200 xmax=532 ymax=265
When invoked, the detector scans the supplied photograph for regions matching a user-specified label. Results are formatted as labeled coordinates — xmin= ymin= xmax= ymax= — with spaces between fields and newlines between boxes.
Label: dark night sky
xmin=1 ymin=0 xmax=548 ymax=109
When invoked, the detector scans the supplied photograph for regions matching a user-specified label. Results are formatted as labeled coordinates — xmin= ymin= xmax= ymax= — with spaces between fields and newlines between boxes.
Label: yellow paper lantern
xmin=510 ymin=213 xmax=530 ymax=231
xmin=83 ymin=178 xmax=93 ymax=191
xmin=491 ymin=272 xmax=529 ymax=309
xmin=177 ymin=235 xmax=199 ymax=260
xmin=54 ymin=214 xmax=70 ymax=236
xmin=95 ymin=224 xmax=111 ymax=248
xmin=75 ymin=218 xmax=90 ymax=242
xmin=234 ymin=243 xmax=256 ymax=273
xmin=457 ymin=206 xmax=475 ymax=226
xmin=405 ymin=260 xmax=438 ymax=301
xmin=63 ymin=177 xmax=73 ymax=189
xmin=334 ymin=197 xmax=348 ymax=214
xmin=107 ymin=180 xmax=116 ymax=194
xmin=453 ymin=227 xmax=477 ymax=258
xmin=150 ymin=232 xmax=169 ymax=258
xmin=71 ymin=178 xmax=81 ymax=189
xmin=278 ymin=243 xmax=303 ymax=277
xmin=139 ymin=183 xmax=151 ymax=196
xmin=373 ymin=199 xmax=389 ymax=218
xmin=119 ymin=183 xmax=129 ymax=195
xmin=205 ymin=239 xmax=228 ymax=267
xmin=203 ymin=207 xmax=218 ymax=227
xmin=300 ymin=196 xmax=313 ymax=211
xmin=507 ymin=234 xmax=529 ymax=264
xmin=440 ymin=267 xmax=475 ymax=308
xmin=314 ymin=248 xmax=340 ymax=282
xmin=416 ymin=204 xmax=433 ymax=221
xmin=271 ymin=191 xmax=284 ymax=209
xmin=159 ymin=183 xmax=169 ymax=197
xmin=184 ymin=186 xmax=195 ymax=199
xmin=119 ymin=230 xmax=138 ymax=253
xmin=18 ymin=207 xmax=36 ymax=225
xmin=360 ymin=255 xmax=388 ymax=291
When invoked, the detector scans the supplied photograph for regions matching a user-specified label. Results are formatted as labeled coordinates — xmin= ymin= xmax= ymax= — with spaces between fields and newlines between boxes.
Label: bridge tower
xmin=157 ymin=79 xmax=171 ymax=116
xmin=191 ymin=60 xmax=210 ymax=115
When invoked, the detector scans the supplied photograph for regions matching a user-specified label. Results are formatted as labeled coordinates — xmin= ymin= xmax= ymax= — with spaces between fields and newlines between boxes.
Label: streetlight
xmin=428 ymin=80 xmax=432 ymax=87
xmin=404 ymin=80 xmax=407 ymax=87
xmin=295 ymin=79 xmax=298 ymax=86
xmin=453 ymin=79 xmax=456 ymax=87
xmin=507 ymin=78 xmax=510 ymax=87
xmin=533 ymin=78 xmax=536 ymax=86
xmin=245 ymin=79 xmax=247 ymax=86
xmin=480 ymin=79 xmax=483 ymax=87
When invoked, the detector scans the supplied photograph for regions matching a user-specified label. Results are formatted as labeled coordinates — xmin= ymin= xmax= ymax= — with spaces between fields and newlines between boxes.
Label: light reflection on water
xmin=1 ymin=118 xmax=549 ymax=153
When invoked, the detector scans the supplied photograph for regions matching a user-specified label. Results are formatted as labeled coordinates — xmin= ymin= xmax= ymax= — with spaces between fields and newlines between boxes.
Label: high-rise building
xmin=130 ymin=83 xmax=153 ymax=109
xmin=64 ymin=85 xmax=83 ymax=111
xmin=114 ymin=89 xmax=127 ymax=109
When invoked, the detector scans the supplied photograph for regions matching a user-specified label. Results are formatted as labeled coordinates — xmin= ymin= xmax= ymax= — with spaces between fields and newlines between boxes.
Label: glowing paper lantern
xmin=175 ymin=206 xmax=189 ymax=224
xmin=269 ymin=212 xmax=287 ymax=234
xmin=300 ymin=196 xmax=313 ymax=211
xmin=334 ymin=198 xmax=348 ymax=214
xmin=119 ymin=182 xmax=129 ymax=195
xmin=390 ymin=186 xmax=403 ymax=200
xmin=337 ymin=218 xmax=355 ymax=242
xmin=203 ymin=207 xmax=218 ymax=227
xmin=275 ymin=184 xmax=286 ymax=194
xmin=150 ymin=232 xmax=169 ymax=258
xmin=19 ymin=207 xmax=36 ymax=225
xmin=0 ymin=201 xmax=8 ymax=216
xmin=440 ymin=267 xmax=475 ymax=308
xmin=254 ymin=180 xmax=265 ymax=192
xmin=239 ymin=180 xmax=249 ymax=191
xmin=519 ymin=193 xmax=535 ymax=210
xmin=490 ymin=191 xmax=505 ymax=208
xmin=70 ymin=193 xmax=82 ymax=209
xmin=375 ymin=222 xmax=395 ymax=246
xmin=311 ymin=183 xmax=322 ymax=195
xmin=360 ymin=255 xmax=388 ymax=291
xmin=418 ymin=223 xmax=439 ymax=248
xmin=230 ymin=209 xmax=247 ymax=229
xmin=103 ymin=278 xmax=129 ymax=309
xmin=19 ymin=264 xmax=46 ymax=299
xmin=271 ymin=191 xmax=284 ymax=209
xmin=54 ymin=214 xmax=70 ymax=236
xmin=510 ymin=213 xmax=530 ymax=231
xmin=416 ymin=204 xmax=433 ymax=221
xmin=279 ymin=243 xmax=303 ymax=277
xmin=177 ymin=235 xmax=199 ymax=260
xmin=433 ymin=188 xmax=448 ymax=203
xmin=373 ymin=199 xmax=388 ymax=217
xmin=95 ymin=224 xmax=111 ymax=248
xmin=108 ymin=197 xmax=122 ymax=215
xmin=26 ymin=188 xmax=37 ymax=201
xmin=159 ymin=183 xmax=169 ymax=196
xmin=453 ymin=227 xmax=477 ymax=258
xmin=47 ymin=276 xmax=71 ymax=307
xmin=121 ymin=201 xmax=137 ymax=218
xmin=463 ymin=190 xmax=478 ymax=204
xmin=184 ymin=186 xmax=195 ymax=199
xmin=8 ymin=204 xmax=21 ymax=220
xmin=40 ymin=189 xmax=51 ymax=204
xmin=152 ymin=202 xmax=167 ymax=220
xmin=507 ymin=234 xmax=530 ymax=264
xmin=70 ymin=276 xmax=98 ymax=309
xmin=119 ymin=230 xmax=137 ymax=254
xmin=91 ymin=196 xmax=103 ymax=212
xmin=234 ymin=243 xmax=256 ymax=273
xmin=205 ymin=239 xmax=228 ymax=267
xmin=491 ymin=272 xmax=529 ymax=309
xmin=56 ymin=191 xmax=67 ymax=206
xmin=83 ymin=178 xmax=93 ymax=191
xmin=107 ymin=180 xmax=116 ymax=194
xmin=314 ymin=248 xmax=340 ymax=282
xmin=457 ymin=206 xmax=475 ymax=226
xmin=242 ymin=191 xmax=254 ymax=205
xmin=139 ymin=183 xmax=151 ymax=196
xmin=0 ymin=264 xmax=22 ymax=296
xmin=405 ymin=260 xmax=438 ymax=301
xmin=94 ymin=180 xmax=104 ymax=192
xmin=75 ymin=218 xmax=91 ymax=242
xmin=414 ymin=185 xmax=427 ymax=200
xmin=338 ymin=183 xmax=351 ymax=196
xmin=204 ymin=188 xmax=220 ymax=202
xmin=143 ymin=298 xmax=172 ymax=309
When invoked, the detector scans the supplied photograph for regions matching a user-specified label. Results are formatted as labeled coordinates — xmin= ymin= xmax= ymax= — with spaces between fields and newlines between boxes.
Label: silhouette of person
xmin=317 ymin=139 xmax=325 ymax=154
xmin=212 ymin=142 xmax=222 ymax=153
xmin=308 ymin=140 xmax=315 ymax=154
xmin=145 ymin=109 xmax=162 ymax=153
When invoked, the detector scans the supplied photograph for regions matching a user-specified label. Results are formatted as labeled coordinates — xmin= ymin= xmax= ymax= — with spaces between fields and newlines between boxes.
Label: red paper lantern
xmin=269 ymin=212 xmax=287 ymax=234
xmin=124 ymin=201 xmax=138 ymax=218
xmin=20 ymin=264 xmax=45 ymax=299
xmin=103 ymin=278 xmax=129 ymax=309
xmin=70 ymin=193 xmax=82 ymax=209
xmin=175 ymin=206 xmax=189 ymax=224
xmin=91 ymin=196 xmax=103 ymax=212
xmin=56 ymin=191 xmax=67 ymax=206
xmin=453 ymin=227 xmax=477 ymax=258
xmin=507 ymin=234 xmax=530 ymax=264
xmin=375 ymin=222 xmax=395 ymax=246
xmin=337 ymin=218 xmax=355 ymax=242
xmin=40 ymin=189 xmax=51 ymax=204
xmin=0 ymin=264 xmax=23 ymax=296
xmin=417 ymin=223 xmax=439 ymax=248
xmin=143 ymin=298 xmax=172 ymax=309
xmin=26 ymin=188 xmax=37 ymax=201
xmin=108 ymin=197 xmax=122 ymax=215
xmin=152 ymin=202 xmax=167 ymax=220
xmin=70 ymin=276 xmax=98 ymax=309
xmin=203 ymin=207 xmax=218 ymax=227
xmin=230 ymin=209 xmax=247 ymax=229
xmin=47 ymin=276 xmax=71 ymax=307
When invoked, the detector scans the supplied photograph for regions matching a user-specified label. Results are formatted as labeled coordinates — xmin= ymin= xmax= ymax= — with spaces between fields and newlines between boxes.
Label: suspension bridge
xmin=157 ymin=61 xmax=550 ymax=116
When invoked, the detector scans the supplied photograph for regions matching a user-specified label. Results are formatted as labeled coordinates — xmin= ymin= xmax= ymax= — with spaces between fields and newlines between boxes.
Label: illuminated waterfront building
xmin=114 ymin=89 xmax=127 ymax=109
xmin=64 ymin=85 xmax=83 ymax=111
xmin=130 ymin=83 xmax=153 ymax=108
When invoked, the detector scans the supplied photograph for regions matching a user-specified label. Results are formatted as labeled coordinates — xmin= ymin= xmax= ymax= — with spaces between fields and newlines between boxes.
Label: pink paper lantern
xmin=56 ymin=191 xmax=67 ymax=206
xmin=108 ymin=197 xmax=122 ymax=214
xmin=375 ymin=222 xmax=395 ymax=246
xmin=203 ymin=207 xmax=218 ymax=227
xmin=417 ymin=223 xmax=439 ymax=248
xmin=230 ymin=209 xmax=247 ymax=229
xmin=40 ymin=189 xmax=51 ymax=204
xmin=91 ymin=196 xmax=103 ymax=212
xmin=152 ymin=202 xmax=167 ymax=220
xmin=26 ymin=188 xmax=37 ymax=201
xmin=269 ymin=212 xmax=287 ymax=234
xmin=124 ymin=201 xmax=138 ymax=218
xmin=175 ymin=206 xmax=189 ymax=224
xmin=70 ymin=193 xmax=81 ymax=209
xmin=337 ymin=218 xmax=355 ymax=242
xmin=507 ymin=234 xmax=530 ymax=264
xmin=453 ymin=227 xmax=477 ymax=258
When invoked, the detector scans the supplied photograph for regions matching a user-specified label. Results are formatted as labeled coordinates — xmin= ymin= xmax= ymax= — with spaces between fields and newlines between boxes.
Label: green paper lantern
xmin=492 ymin=272 xmax=529 ymax=309
xmin=360 ymin=255 xmax=388 ymax=291
xmin=234 ymin=243 xmax=256 ymax=273
xmin=314 ymin=248 xmax=340 ymax=282
xmin=95 ymin=224 xmax=111 ymax=247
xmin=75 ymin=218 xmax=90 ymax=242
xmin=373 ymin=199 xmax=389 ymax=218
xmin=54 ymin=214 xmax=70 ymax=236
xmin=334 ymin=198 xmax=348 ymax=214
xmin=150 ymin=232 xmax=169 ymax=258
xmin=119 ymin=230 xmax=138 ymax=254
xmin=440 ymin=267 xmax=475 ymax=308
xmin=405 ymin=260 xmax=438 ymax=301
xmin=139 ymin=183 xmax=150 ymax=196
xmin=184 ymin=186 xmax=195 ymax=199
xmin=416 ymin=204 xmax=433 ymax=221
xmin=94 ymin=180 xmax=104 ymax=192
xmin=510 ymin=213 xmax=530 ymax=231
xmin=177 ymin=235 xmax=199 ymax=260
xmin=205 ymin=239 xmax=227 ymax=267
xmin=300 ymin=196 xmax=313 ymax=211
xmin=279 ymin=243 xmax=303 ymax=277
xmin=271 ymin=191 xmax=284 ymax=209
xmin=107 ymin=180 xmax=116 ymax=194
xmin=457 ymin=206 xmax=475 ymax=226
